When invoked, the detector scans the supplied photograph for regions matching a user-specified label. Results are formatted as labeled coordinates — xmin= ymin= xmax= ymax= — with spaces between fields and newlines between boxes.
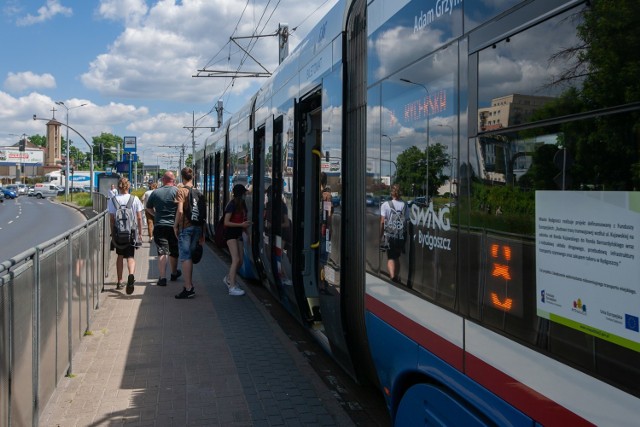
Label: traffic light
xmin=61 ymin=169 xmax=66 ymax=176
xmin=18 ymin=138 xmax=26 ymax=151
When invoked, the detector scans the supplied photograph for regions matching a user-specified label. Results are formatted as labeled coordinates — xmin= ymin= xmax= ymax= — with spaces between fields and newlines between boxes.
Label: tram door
xmin=294 ymin=90 xmax=323 ymax=323
xmin=213 ymin=152 xmax=221 ymax=225
xmin=254 ymin=120 xmax=278 ymax=291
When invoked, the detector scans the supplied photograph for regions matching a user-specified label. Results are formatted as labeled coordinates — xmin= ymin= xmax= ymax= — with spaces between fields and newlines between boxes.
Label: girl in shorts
xmin=223 ymin=184 xmax=252 ymax=296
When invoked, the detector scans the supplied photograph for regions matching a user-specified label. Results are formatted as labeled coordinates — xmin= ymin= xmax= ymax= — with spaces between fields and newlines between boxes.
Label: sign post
xmin=123 ymin=136 xmax=136 ymax=181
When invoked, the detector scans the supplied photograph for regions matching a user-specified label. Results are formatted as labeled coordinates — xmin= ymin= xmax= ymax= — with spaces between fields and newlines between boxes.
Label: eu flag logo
xmin=625 ymin=314 xmax=639 ymax=332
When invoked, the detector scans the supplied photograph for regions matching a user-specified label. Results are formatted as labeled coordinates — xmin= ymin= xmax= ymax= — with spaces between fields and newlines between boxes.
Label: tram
xmin=195 ymin=0 xmax=640 ymax=425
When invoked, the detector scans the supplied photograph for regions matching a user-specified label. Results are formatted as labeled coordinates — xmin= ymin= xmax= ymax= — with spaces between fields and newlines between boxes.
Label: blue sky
xmin=0 ymin=0 xmax=337 ymax=168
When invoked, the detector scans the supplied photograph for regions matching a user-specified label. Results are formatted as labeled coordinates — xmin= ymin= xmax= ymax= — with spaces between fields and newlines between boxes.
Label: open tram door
xmin=292 ymin=89 xmax=324 ymax=325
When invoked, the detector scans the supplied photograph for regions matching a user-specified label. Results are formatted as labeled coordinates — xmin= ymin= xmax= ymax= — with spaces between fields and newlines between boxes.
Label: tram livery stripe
xmin=366 ymin=287 xmax=609 ymax=425
xmin=465 ymin=353 xmax=594 ymax=426
xmin=365 ymin=294 xmax=463 ymax=371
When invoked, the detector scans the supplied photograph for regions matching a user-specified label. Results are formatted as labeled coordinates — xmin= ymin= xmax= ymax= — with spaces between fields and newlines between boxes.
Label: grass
xmin=57 ymin=192 xmax=93 ymax=207
xmin=56 ymin=187 xmax=146 ymax=208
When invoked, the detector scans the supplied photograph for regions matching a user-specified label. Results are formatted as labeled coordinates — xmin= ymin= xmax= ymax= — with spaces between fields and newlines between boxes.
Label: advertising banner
xmin=536 ymin=191 xmax=640 ymax=352
xmin=0 ymin=148 xmax=44 ymax=165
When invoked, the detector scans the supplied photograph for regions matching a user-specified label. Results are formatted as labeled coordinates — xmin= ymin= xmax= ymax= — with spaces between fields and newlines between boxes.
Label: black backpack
xmin=187 ymin=187 xmax=206 ymax=226
xmin=112 ymin=196 xmax=137 ymax=249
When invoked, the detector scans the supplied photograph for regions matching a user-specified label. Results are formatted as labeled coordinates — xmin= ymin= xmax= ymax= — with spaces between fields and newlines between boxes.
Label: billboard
xmin=0 ymin=148 xmax=44 ymax=165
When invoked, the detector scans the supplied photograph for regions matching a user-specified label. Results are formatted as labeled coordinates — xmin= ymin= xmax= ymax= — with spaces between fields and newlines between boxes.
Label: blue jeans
xmin=178 ymin=226 xmax=202 ymax=260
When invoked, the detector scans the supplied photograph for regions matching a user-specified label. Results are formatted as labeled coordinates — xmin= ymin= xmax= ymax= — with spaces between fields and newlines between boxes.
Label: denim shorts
xmin=178 ymin=226 xmax=202 ymax=260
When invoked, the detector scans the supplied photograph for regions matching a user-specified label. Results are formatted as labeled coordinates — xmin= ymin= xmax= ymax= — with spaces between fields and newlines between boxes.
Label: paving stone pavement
xmin=38 ymin=237 xmax=354 ymax=427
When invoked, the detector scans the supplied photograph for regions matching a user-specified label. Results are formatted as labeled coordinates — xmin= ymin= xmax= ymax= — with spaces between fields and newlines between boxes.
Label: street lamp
xmin=437 ymin=124 xmax=455 ymax=196
xmin=139 ymin=148 xmax=151 ymax=184
xmin=55 ymin=101 xmax=87 ymax=200
xmin=400 ymin=78 xmax=430 ymax=198
xmin=8 ymin=133 xmax=28 ymax=182
xmin=381 ymin=134 xmax=400 ymax=184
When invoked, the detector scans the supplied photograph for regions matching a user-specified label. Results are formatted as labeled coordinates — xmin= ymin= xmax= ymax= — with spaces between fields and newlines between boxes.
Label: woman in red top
xmin=223 ymin=184 xmax=252 ymax=296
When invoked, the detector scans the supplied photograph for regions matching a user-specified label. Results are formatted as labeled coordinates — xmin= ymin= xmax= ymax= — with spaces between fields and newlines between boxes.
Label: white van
xmin=33 ymin=183 xmax=60 ymax=199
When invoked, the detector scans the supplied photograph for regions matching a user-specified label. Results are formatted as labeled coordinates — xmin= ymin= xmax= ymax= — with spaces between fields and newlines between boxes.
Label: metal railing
xmin=0 ymin=195 xmax=111 ymax=427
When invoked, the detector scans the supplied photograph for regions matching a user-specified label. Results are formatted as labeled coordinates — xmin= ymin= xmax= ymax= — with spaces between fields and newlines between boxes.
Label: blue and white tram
xmin=195 ymin=0 xmax=640 ymax=425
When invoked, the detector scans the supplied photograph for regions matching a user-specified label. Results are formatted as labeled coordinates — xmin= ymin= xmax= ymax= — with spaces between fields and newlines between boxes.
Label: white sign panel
xmin=0 ymin=148 xmax=44 ymax=165
xmin=123 ymin=136 xmax=136 ymax=153
xmin=536 ymin=191 xmax=640 ymax=352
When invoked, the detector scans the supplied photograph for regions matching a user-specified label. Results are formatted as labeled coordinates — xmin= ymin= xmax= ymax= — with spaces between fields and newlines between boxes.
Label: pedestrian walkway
xmin=39 ymin=237 xmax=354 ymax=426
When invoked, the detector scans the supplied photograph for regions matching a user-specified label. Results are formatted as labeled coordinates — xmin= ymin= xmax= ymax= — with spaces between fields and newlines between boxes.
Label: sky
xmin=0 ymin=0 xmax=338 ymax=169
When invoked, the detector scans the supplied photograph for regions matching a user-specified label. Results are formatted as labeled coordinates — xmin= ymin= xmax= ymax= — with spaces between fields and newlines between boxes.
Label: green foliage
xmin=131 ymin=188 xmax=146 ymax=199
xmin=28 ymin=134 xmax=47 ymax=147
xmin=92 ymin=133 xmax=124 ymax=169
xmin=395 ymin=143 xmax=451 ymax=197
xmin=58 ymin=192 xmax=93 ymax=207
xmin=469 ymin=181 xmax=535 ymax=234
xmin=578 ymin=0 xmax=640 ymax=107
xmin=517 ymin=1 xmax=640 ymax=191
xmin=518 ymin=144 xmax=560 ymax=190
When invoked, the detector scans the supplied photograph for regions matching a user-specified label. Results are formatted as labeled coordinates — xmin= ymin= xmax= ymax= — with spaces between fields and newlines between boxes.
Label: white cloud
xmin=4 ymin=71 xmax=56 ymax=92
xmin=1 ymin=0 xmax=340 ymax=153
xmin=98 ymin=0 xmax=148 ymax=25
xmin=16 ymin=0 xmax=72 ymax=26
xmin=83 ymin=0 xmax=337 ymax=104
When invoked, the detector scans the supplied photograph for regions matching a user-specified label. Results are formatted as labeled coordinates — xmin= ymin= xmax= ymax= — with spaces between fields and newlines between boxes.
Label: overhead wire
xmin=197 ymin=0 xmax=279 ymax=128
xmin=200 ymin=0 xmax=252 ymax=70
xmin=197 ymin=0 xmax=331 ymax=130
xmin=290 ymin=0 xmax=333 ymax=33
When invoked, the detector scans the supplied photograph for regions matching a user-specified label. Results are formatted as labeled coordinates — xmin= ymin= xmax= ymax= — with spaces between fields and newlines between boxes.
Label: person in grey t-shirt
xmin=145 ymin=171 xmax=181 ymax=286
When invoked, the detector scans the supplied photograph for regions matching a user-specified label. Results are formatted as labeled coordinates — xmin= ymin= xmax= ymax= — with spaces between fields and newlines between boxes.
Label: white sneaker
xmin=223 ymin=275 xmax=230 ymax=289
xmin=228 ymin=286 xmax=245 ymax=296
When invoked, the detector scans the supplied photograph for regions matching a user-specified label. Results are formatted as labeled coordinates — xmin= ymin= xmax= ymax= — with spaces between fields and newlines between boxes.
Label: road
xmin=0 ymin=196 xmax=87 ymax=262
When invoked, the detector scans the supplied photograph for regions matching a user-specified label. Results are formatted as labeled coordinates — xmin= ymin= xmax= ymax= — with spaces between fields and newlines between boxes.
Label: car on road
xmin=407 ymin=196 xmax=429 ymax=208
xmin=2 ymin=188 xmax=18 ymax=199
xmin=4 ymin=184 xmax=20 ymax=196
xmin=32 ymin=183 xmax=60 ymax=199
xmin=366 ymin=194 xmax=380 ymax=207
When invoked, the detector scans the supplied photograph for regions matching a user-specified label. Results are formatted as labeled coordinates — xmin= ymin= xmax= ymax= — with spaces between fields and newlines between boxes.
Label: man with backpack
xmin=173 ymin=167 xmax=206 ymax=299
xmin=380 ymin=184 xmax=408 ymax=284
xmin=108 ymin=177 xmax=144 ymax=294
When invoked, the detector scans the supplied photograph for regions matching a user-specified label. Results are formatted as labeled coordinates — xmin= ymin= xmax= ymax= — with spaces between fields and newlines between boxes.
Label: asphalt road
xmin=0 ymin=195 xmax=87 ymax=262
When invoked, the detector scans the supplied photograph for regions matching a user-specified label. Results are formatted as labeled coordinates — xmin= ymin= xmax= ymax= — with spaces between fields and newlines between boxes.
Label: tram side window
xmin=471 ymin=2 xmax=640 ymax=395
xmin=463 ymin=0 xmax=524 ymax=32
xmin=366 ymin=44 xmax=459 ymax=310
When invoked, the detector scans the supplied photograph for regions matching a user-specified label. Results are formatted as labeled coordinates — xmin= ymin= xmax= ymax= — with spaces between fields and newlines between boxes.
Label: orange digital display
xmin=388 ymin=89 xmax=450 ymax=128
xmin=403 ymin=89 xmax=448 ymax=122
xmin=484 ymin=239 xmax=523 ymax=316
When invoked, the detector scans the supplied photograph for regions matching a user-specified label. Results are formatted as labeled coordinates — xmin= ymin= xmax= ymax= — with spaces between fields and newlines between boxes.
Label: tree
xmin=535 ymin=1 xmax=640 ymax=190
xmin=28 ymin=134 xmax=47 ymax=148
xmin=395 ymin=143 xmax=451 ymax=197
xmin=92 ymin=133 xmax=123 ymax=169
xmin=69 ymin=146 xmax=88 ymax=170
